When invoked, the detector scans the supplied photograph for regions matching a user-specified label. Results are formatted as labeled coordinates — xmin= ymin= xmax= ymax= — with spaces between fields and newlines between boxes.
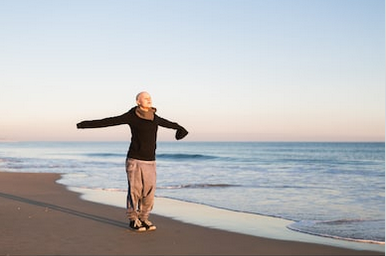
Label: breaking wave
xmin=156 ymin=153 xmax=219 ymax=160
xmin=158 ymin=183 xmax=239 ymax=189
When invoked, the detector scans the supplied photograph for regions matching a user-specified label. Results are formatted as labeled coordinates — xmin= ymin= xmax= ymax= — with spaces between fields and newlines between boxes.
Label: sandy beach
xmin=0 ymin=172 xmax=382 ymax=255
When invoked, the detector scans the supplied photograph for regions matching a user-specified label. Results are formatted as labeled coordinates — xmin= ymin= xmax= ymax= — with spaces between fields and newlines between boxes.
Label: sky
xmin=0 ymin=0 xmax=384 ymax=142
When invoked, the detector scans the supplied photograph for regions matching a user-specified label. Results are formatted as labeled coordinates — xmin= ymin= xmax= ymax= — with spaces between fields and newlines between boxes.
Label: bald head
xmin=136 ymin=91 xmax=148 ymax=101
xmin=136 ymin=91 xmax=152 ymax=111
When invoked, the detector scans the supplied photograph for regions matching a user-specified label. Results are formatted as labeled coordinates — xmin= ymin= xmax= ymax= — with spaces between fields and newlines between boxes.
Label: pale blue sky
xmin=0 ymin=0 xmax=384 ymax=141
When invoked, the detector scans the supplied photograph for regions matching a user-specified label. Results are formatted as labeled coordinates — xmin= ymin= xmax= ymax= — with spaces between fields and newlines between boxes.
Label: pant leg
xmin=126 ymin=158 xmax=143 ymax=221
xmin=138 ymin=160 xmax=156 ymax=221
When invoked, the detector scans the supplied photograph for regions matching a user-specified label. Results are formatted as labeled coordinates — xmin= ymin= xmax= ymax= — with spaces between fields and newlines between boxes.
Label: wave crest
xmin=157 ymin=153 xmax=218 ymax=160
xmin=158 ymin=183 xmax=238 ymax=189
xmin=85 ymin=153 xmax=124 ymax=158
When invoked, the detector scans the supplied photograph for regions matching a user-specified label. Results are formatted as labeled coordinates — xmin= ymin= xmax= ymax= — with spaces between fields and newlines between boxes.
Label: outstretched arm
xmin=77 ymin=113 xmax=128 ymax=129
xmin=157 ymin=116 xmax=188 ymax=140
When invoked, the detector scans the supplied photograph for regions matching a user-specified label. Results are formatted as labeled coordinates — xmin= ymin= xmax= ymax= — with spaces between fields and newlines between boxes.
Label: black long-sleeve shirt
xmin=77 ymin=107 xmax=188 ymax=161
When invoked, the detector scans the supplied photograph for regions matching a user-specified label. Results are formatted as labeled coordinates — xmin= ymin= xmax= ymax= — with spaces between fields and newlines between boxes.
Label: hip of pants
xmin=125 ymin=158 xmax=156 ymax=221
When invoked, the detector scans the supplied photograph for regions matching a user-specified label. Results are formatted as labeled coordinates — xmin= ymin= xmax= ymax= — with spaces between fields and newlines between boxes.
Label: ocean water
xmin=0 ymin=141 xmax=384 ymax=244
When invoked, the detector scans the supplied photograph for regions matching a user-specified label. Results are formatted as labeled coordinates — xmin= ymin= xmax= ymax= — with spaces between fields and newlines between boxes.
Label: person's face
xmin=137 ymin=92 xmax=152 ymax=110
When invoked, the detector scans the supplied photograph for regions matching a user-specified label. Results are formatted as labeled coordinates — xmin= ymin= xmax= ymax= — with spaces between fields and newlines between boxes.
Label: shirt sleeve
xmin=156 ymin=116 xmax=189 ymax=140
xmin=156 ymin=116 xmax=181 ymax=129
xmin=77 ymin=112 xmax=129 ymax=128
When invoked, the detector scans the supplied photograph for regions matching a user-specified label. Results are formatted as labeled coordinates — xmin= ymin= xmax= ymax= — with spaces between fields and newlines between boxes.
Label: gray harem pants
xmin=125 ymin=158 xmax=156 ymax=221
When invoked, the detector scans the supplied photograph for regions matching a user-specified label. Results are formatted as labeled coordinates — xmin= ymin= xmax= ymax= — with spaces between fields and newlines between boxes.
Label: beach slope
xmin=0 ymin=172 xmax=382 ymax=255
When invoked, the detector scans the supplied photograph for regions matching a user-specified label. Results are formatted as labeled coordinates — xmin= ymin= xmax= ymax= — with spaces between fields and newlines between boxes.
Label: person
xmin=76 ymin=91 xmax=188 ymax=231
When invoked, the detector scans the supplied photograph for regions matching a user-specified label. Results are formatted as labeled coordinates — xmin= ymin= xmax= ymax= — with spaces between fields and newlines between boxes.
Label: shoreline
xmin=0 ymin=171 xmax=383 ymax=255
xmin=69 ymin=186 xmax=385 ymax=252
